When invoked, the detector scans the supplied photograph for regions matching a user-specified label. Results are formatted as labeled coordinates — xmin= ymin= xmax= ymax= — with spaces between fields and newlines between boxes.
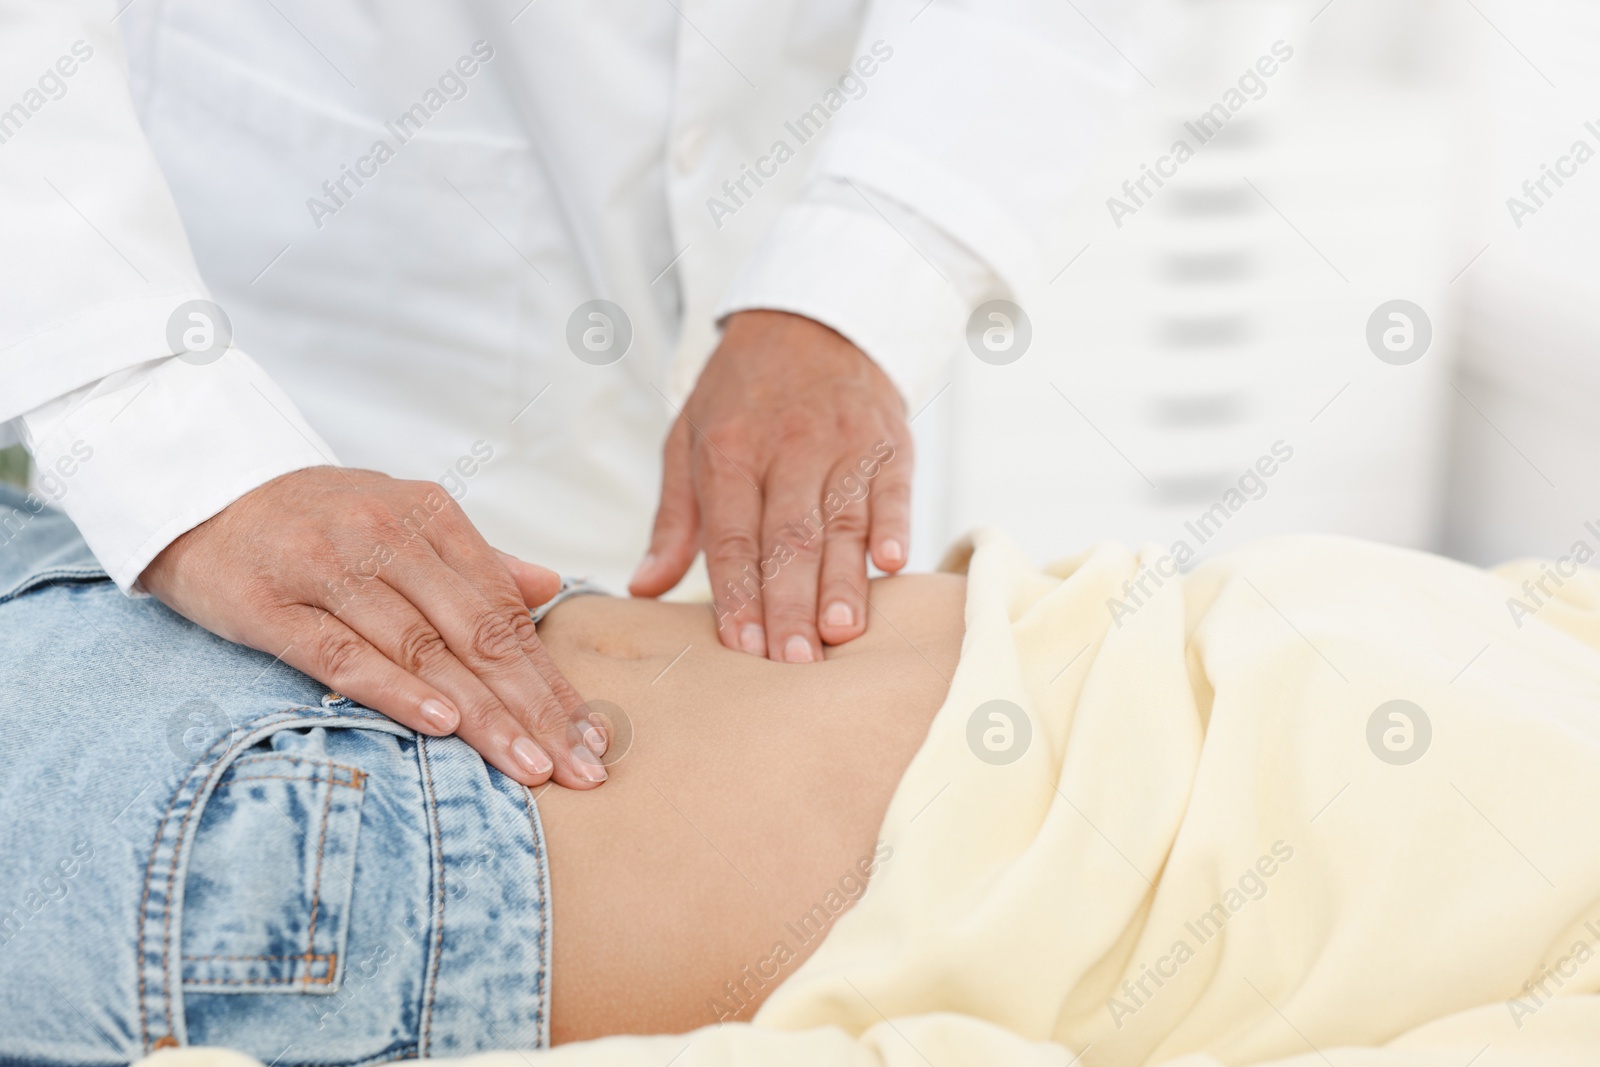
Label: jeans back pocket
xmin=181 ymin=749 xmax=366 ymax=994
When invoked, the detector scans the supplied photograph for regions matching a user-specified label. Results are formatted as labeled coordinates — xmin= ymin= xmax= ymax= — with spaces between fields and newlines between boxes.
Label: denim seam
xmin=345 ymin=1042 xmax=420 ymax=1067
xmin=416 ymin=736 xmax=446 ymax=1056
xmin=0 ymin=564 xmax=108 ymax=606
xmin=222 ymin=753 xmax=368 ymax=785
xmin=183 ymin=953 xmax=338 ymax=961
xmin=276 ymin=1041 xmax=420 ymax=1067
xmin=210 ymin=772 xmax=364 ymax=791
xmin=182 ymin=973 xmax=338 ymax=987
xmin=227 ymin=753 xmax=362 ymax=768
xmin=521 ymin=786 xmax=550 ymax=1047
xmin=301 ymin=772 xmax=337 ymax=991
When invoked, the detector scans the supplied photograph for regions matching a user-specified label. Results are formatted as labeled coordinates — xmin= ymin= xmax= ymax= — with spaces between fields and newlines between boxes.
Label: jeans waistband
xmin=529 ymin=576 xmax=613 ymax=624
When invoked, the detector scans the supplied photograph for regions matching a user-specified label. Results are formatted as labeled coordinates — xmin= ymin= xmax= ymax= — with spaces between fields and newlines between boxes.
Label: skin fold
xmin=533 ymin=573 xmax=965 ymax=1042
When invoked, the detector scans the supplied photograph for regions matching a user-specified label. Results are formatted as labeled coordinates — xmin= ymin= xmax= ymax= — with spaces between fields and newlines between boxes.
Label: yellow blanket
xmin=147 ymin=531 xmax=1600 ymax=1067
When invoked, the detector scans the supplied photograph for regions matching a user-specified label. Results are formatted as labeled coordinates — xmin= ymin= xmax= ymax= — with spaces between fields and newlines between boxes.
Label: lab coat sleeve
xmin=714 ymin=180 xmax=997 ymax=413
xmin=1 ymin=0 xmax=335 ymax=592
xmin=716 ymin=0 xmax=1140 ymax=409
xmin=17 ymin=352 xmax=338 ymax=594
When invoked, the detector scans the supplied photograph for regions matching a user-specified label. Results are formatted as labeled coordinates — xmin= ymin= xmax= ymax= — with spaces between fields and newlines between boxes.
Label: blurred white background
xmin=905 ymin=0 xmax=1600 ymax=572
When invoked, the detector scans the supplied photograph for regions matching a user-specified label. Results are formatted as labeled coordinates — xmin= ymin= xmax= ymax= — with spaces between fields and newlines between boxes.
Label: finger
xmin=816 ymin=460 xmax=872 ymax=646
xmin=630 ymin=416 xmax=700 ymax=598
xmin=329 ymin=579 xmax=580 ymax=788
xmin=695 ymin=439 xmax=767 ymax=655
xmin=757 ymin=459 xmax=829 ymax=663
xmin=495 ymin=549 xmax=562 ymax=610
xmin=399 ymin=523 xmax=608 ymax=789
xmin=868 ymin=438 xmax=913 ymax=572
xmin=505 ymin=632 xmax=612 ymax=787
xmin=280 ymin=606 xmax=463 ymax=739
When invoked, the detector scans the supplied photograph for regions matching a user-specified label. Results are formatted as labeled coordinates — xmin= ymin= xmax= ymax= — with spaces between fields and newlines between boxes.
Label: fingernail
xmin=630 ymin=553 xmax=656 ymax=585
xmin=880 ymin=539 xmax=905 ymax=566
xmin=419 ymin=699 xmax=458 ymax=733
xmin=583 ymin=723 xmax=608 ymax=755
xmin=512 ymin=737 xmax=552 ymax=777
xmin=823 ymin=601 xmax=854 ymax=628
xmin=783 ymin=634 xmax=814 ymax=663
xmin=571 ymin=744 xmax=608 ymax=782
xmin=739 ymin=623 xmax=765 ymax=656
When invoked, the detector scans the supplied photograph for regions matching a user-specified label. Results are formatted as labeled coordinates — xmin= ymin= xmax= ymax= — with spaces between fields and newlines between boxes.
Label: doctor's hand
xmin=140 ymin=467 xmax=609 ymax=789
xmin=630 ymin=310 xmax=912 ymax=662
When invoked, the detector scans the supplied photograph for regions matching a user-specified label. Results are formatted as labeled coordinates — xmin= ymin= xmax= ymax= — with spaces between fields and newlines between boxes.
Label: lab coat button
xmin=673 ymin=125 xmax=708 ymax=173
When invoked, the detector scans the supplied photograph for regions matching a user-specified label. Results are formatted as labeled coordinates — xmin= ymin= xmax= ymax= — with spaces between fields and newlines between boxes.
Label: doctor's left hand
xmin=630 ymin=310 xmax=913 ymax=662
xmin=140 ymin=466 xmax=610 ymax=790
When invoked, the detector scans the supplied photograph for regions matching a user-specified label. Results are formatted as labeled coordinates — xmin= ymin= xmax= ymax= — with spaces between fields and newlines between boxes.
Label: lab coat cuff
xmin=22 ymin=350 xmax=339 ymax=595
xmin=0 ymin=288 xmax=212 ymax=424
xmin=714 ymin=202 xmax=965 ymax=413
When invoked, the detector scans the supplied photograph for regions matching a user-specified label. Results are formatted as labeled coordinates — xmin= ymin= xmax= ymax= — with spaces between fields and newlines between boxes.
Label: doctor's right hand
xmin=139 ymin=466 xmax=610 ymax=789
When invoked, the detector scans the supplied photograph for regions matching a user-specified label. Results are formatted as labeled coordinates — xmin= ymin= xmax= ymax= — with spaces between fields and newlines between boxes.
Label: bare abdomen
xmin=531 ymin=575 xmax=964 ymax=1042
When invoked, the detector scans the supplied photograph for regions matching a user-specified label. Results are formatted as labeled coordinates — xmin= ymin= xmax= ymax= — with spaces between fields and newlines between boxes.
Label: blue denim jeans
xmin=0 ymin=488 xmax=552 ymax=1065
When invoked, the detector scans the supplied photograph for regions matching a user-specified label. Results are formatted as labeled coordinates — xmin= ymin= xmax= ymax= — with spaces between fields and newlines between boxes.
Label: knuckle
xmin=457 ymin=697 xmax=501 ymax=736
xmin=506 ymin=609 xmax=541 ymax=649
xmin=351 ymin=497 xmax=399 ymax=533
xmin=699 ymin=419 xmax=748 ymax=449
xmin=823 ymin=508 xmax=869 ymax=541
xmin=701 ymin=434 xmax=760 ymax=471
xmin=706 ymin=528 xmax=760 ymax=564
xmin=392 ymin=621 xmax=449 ymax=675
xmin=696 ymin=431 xmax=738 ymax=462
xmin=391 ymin=482 xmax=452 ymax=535
xmin=773 ymin=419 xmax=809 ymax=446
xmin=465 ymin=610 xmax=523 ymax=665
xmin=303 ymin=535 xmax=351 ymax=576
xmin=780 ymin=531 xmax=823 ymax=564
xmin=239 ymin=567 xmax=287 ymax=609
xmin=527 ymin=698 xmax=574 ymax=737
xmin=704 ymin=454 xmax=756 ymax=487
xmin=431 ymin=493 xmax=469 ymax=526
xmin=312 ymin=630 xmax=366 ymax=684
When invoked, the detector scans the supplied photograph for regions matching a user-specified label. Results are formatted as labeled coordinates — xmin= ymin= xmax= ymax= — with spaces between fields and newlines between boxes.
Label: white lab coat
xmin=0 ymin=0 xmax=1134 ymax=591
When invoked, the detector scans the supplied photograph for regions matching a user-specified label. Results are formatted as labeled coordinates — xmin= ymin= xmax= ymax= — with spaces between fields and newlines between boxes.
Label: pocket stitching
xmin=210 ymin=769 xmax=366 ymax=791
xmin=140 ymin=705 xmax=388 ymax=1050
xmin=141 ymin=706 xmax=314 ymax=1049
xmin=225 ymin=753 xmax=365 ymax=772
xmin=214 ymin=752 xmax=367 ymax=792
xmin=181 ymin=961 xmax=338 ymax=987
xmin=301 ymin=769 xmax=337 ymax=991
xmin=183 ymin=953 xmax=339 ymax=961
xmin=177 ymin=753 xmax=365 ymax=993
